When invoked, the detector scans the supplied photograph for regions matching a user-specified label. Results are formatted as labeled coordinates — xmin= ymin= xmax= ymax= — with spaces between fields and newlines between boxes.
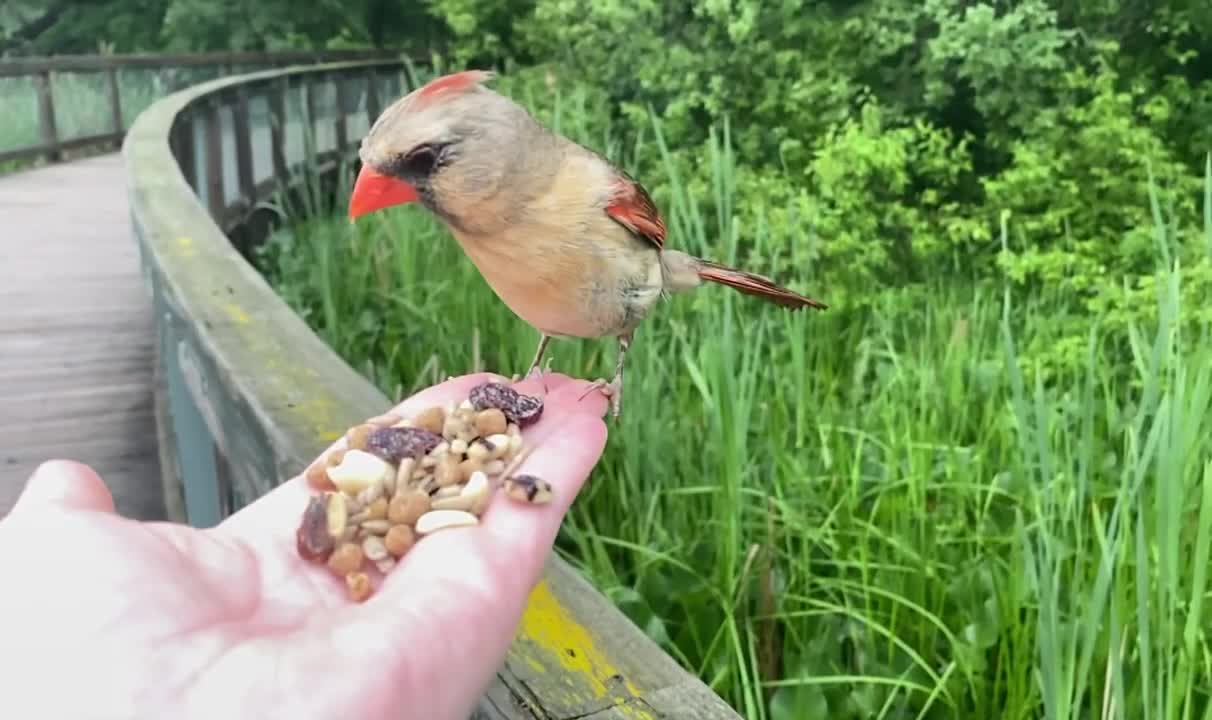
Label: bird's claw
xmin=578 ymin=377 xmax=622 ymax=418
xmin=520 ymin=356 xmax=555 ymax=393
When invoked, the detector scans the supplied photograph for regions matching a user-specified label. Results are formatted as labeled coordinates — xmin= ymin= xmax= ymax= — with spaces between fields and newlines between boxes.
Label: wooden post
xmin=105 ymin=67 xmax=123 ymax=139
xmin=160 ymin=327 xmax=224 ymax=529
xmin=34 ymin=70 xmax=59 ymax=162
xmin=232 ymin=86 xmax=255 ymax=208
xmin=204 ymin=97 xmax=225 ymax=220
xmin=174 ymin=114 xmax=197 ymax=192
xmin=303 ymin=77 xmax=317 ymax=156
xmin=334 ymin=73 xmax=348 ymax=152
xmin=269 ymin=77 xmax=288 ymax=180
xmin=365 ymin=67 xmax=380 ymax=128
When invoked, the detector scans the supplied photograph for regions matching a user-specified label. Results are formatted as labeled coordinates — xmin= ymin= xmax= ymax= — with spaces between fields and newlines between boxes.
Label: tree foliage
xmin=5 ymin=0 xmax=1212 ymax=365
xmin=0 ymin=0 xmax=448 ymax=55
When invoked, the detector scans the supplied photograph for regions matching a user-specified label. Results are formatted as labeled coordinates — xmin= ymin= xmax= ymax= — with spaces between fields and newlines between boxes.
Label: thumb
xmin=11 ymin=460 xmax=116 ymax=515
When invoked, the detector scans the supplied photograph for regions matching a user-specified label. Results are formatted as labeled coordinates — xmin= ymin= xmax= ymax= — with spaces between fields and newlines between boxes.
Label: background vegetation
xmin=6 ymin=1 xmax=1212 ymax=718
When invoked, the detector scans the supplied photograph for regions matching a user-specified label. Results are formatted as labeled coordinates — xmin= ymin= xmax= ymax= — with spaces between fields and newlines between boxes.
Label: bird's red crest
xmin=412 ymin=69 xmax=495 ymax=108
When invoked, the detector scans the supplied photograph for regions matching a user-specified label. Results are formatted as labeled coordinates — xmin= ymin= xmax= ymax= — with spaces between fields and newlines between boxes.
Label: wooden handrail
xmin=0 ymin=49 xmax=400 ymax=76
xmin=0 ymin=49 xmax=403 ymax=167
xmin=121 ymin=59 xmax=743 ymax=720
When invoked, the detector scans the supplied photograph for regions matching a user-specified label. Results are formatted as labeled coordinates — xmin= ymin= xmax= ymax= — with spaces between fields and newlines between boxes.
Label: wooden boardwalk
xmin=0 ymin=154 xmax=167 ymax=521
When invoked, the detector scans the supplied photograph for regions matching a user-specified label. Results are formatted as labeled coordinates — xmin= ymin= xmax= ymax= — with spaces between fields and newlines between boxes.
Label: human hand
xmin=0 ymin=372 xmax=609 ymax=720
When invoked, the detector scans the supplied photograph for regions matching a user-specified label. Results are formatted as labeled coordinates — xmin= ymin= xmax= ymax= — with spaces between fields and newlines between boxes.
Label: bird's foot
xmin=519 ymin=356 xmax=555 ymax=392
xmin=578 ymin=375 xmax=623 ymax=418
xmin=509 ymin=356 xmax=552 ymax=390
xmin=525 ymin=355 xmax=555 ymax=379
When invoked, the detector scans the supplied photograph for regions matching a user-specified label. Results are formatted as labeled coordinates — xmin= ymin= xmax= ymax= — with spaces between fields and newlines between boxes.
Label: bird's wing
xmin=603 ymin=170 xmax=666 ymax=251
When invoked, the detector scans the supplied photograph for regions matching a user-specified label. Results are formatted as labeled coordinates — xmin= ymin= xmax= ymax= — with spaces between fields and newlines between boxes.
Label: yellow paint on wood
xmin=224 ymin=303 xmax=251 ymax=325
xmin=218 ymin=319 xmax=347 ymax=450
xmin=517 ymin=579 xmax=656 ymax=719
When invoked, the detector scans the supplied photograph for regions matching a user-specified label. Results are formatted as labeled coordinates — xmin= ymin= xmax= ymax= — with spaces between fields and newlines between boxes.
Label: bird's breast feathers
xmin=452 ymin=215 xmax=663 ymax=338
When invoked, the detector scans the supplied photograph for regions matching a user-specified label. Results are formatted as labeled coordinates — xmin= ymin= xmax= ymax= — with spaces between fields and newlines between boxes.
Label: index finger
xmin=216 ymin=371 xmax=602 ymax=542
xmin=218 ymin=372 xmax=511 ymax=537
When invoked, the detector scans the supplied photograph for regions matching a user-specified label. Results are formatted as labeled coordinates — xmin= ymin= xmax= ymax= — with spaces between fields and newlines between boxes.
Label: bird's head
xmin=348 ymin=69 xmax=542 ymax=233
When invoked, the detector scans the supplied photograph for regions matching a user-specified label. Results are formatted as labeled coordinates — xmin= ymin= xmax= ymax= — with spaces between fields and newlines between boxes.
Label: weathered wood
xmin=268 ymin=78 xmax=288 ymax=179
xmin=0 ymin=154 xmax=165 ymax=522
xmin=0 ymin=131 xmax=124 ymax=165
xmin=153 ymin=334 xmax=189 ymax=524
xmin=204 ymin=98 xmax=224 ymax=219
xmin=0 ymin=51 xmax=411 ymax=169
xmin=303 ymin=77 xmax=318 ymax=155
xmin=0 ymin=49 xmax=399 ymax=77
xmin=171 ymin=115 xmax=196 ymax=192
xmin=34 ymin=70 xmax=59 ymax=162
xmin=122 ymin=60 xmax=743 ymax=720
xmin=334 ymin=73 xmax=348 ymax=153
xmin=365 ymin=67 xmax=381 ymax=126
xmin=232 ymin=86 xmax=255 ymax=207
xmin=106 ymin=67 xmax=123 ymax=135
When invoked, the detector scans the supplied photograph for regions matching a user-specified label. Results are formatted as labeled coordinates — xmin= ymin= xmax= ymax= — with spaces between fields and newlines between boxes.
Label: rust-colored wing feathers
xmin=603 ymin=168 xmax=826 ymax=310
xmin=604 ymin=171 xmax=666 ymax=250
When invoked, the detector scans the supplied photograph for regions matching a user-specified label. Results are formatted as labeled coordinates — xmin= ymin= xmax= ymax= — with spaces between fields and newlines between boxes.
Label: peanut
xmin=388 ymin=490 xmax=430 ymax=525
xmin=411 ymin=406 xmax=445 ymax=435
xmin=327 ymin=542 xmax=364 ymax=576
xmin=346 ymin=572 xmax=372 ymax=602
xmin=474 ymin=408 xmax=507 ymax=437
xmin=384 ymin=524 xmax=416 ymax=557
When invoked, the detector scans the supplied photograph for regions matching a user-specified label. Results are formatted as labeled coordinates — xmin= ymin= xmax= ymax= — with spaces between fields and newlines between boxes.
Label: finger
xmin=473 ymin=379 xmax=610 ymax=585
xmin=369 ymin=375 xmax=608 ymax=606
xmin=9 ymin=460 xmax=116 ymax=516
xmin=333 ymin=400 xmax=608 ymax=713
xmin=217 ymin=372 xmax=511 ymax=538
xmin=221 ymin=371 xmax=604 ymax=537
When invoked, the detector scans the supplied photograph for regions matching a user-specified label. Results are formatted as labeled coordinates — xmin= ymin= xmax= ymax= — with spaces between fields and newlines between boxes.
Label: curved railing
xmin=0 ymin=49 xmax=398 ymax=166
xmin=122 ymin=60 xmax=743 ymax=719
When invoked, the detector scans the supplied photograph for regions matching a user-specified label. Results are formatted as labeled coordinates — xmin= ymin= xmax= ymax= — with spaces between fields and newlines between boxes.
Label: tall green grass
xmin=253 ymin=105 xmax=1212 ymax=718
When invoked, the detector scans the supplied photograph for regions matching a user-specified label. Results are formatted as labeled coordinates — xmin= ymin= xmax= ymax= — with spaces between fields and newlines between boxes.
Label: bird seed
xmin=345 ymin=572 xmax=372 ymax=602
xmin=294 ymin=381 xmax=552 ymax=601
xmin=503 ymin=474 xmax=554 ymax=505
xmin=327 ymin=542 xmax=364 ymax=577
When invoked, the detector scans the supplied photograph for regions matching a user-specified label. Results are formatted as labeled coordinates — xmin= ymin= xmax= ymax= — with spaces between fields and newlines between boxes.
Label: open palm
xmin=0 ymin=372 xmax=609 ymax=720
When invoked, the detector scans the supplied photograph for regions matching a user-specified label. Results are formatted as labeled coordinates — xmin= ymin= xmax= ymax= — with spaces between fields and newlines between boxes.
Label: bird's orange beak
xmin=348 ymin=164 xmax=419 ymax=221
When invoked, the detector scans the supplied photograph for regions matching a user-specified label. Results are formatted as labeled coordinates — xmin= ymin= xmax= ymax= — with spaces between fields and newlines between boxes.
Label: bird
xmin=347 ymin=69 xmax=827 ymax=418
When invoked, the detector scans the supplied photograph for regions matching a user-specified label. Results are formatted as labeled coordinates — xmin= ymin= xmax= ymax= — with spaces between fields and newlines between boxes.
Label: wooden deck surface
xmin=0 ymin=154 xmax=166 ymax=521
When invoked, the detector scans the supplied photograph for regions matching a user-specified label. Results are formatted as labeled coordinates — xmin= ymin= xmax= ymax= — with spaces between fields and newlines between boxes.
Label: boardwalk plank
xmin=0 ymin=154 xmax=166 ymax=521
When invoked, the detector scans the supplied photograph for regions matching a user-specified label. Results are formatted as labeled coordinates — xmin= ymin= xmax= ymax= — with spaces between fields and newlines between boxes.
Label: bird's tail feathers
xmin=694 ymin=258 xmax=828 ymax=311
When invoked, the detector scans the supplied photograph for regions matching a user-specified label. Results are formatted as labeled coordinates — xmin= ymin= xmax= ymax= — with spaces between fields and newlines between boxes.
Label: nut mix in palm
xmin=295 ymin=381 xmax=552 ymax=601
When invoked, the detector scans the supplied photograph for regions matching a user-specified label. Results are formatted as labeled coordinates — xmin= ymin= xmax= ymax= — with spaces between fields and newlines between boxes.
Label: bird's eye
xmin=398 ymin=142 xmax=447 ymax=178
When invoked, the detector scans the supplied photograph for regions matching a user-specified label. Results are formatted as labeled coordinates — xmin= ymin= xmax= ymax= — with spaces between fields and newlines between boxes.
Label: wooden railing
xmin=0 ymin=49 xmax=398 ymax=165
xmin=121 ymin=60 xmax=744 ymax=719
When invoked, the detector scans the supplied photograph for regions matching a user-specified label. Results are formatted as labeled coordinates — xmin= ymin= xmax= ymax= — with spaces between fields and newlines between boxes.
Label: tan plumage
xmin=349 ymin=70 xmax=827 ymax=417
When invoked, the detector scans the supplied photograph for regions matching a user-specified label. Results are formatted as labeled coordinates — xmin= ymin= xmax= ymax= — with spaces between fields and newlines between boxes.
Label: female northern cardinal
xmin=348 ymin=69 xmax=827 ymax=417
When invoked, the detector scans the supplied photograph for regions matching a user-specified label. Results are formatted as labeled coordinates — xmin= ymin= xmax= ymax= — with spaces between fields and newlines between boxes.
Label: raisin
xmin=296 ymin=494 xmax=335 ymax=563
xmin=468 ymin=382 xmax=544 ymax=427
xmin=509 ymin=394 xmax=544 ymax=427
xmin=364 ymin=426 xmax=443 ymax=464
xmin=469 ymin=382 xmax=518 ymax=411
